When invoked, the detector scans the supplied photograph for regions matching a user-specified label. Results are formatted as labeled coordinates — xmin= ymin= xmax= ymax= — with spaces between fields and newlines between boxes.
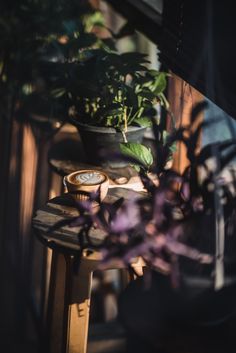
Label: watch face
xmin=75 ymin=171 xmax=106 ymax=185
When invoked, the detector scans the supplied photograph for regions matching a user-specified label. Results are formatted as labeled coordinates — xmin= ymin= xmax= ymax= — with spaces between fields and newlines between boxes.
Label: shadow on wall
xmin=203 ymin=99 xmax=236 ymax=146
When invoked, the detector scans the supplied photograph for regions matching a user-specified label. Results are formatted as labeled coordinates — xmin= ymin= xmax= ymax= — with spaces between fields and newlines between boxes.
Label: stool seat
xmin=32 ymin=188 xmax=145 ymax=353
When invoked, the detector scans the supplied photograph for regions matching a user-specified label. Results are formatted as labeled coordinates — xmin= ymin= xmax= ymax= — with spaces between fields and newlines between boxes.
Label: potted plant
xmin=49 ymin=103 xmax=216 ymax=267
xmin=51 ymin=103 xmax=236 ymax=350
xmin=13 ymin=0 xmax=110 ymax=133
xmin=51 ymin=103 xmax=218 ymax=269
xmin=53 ymin=47 xmax=169 ymax=168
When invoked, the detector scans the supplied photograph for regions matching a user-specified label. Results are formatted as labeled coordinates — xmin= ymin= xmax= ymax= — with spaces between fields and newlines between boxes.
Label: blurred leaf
xmin=62 ymin=20 xmax=78 ymax=35
xmin=71 ymin=81 xmax=100 ymax=98
xmin=122 ymin=63 xmax=149 ymax=76
xmin=112 ymin=22 xmax=135 ymax=39
xmin=100 ymin=37 xmax=116 ymax=51
xmin=82 ymin=11 xmax=105 ymax=31
xmin=51 ymin=88 xmax=66 ymax=98
xmin=121 ymin=52 xmax=150 ymax=64
xmin=134 ymin=75 xmax=153 ymax=85
xmin=73 ymin=33 xmax=98 ymax=50
xmin=138 ymin=88 xmax=156 ymax=101
xmin=125 ymin=85 xmax=138 ymax=107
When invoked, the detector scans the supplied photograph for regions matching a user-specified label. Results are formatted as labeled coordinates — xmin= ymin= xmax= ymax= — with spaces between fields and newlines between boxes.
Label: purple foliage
xmin=50 ymin=102 xmax=236 ymax=285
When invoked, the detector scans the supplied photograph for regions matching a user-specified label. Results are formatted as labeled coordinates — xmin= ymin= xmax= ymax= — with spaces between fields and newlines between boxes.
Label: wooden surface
xmin=33 ymin=187 xmax=144 ymax=251
xmin=48 ymin=137 xmax=147 ymax=192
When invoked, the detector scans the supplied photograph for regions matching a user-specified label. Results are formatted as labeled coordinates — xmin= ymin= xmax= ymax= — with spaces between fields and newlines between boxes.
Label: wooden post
xmin=167 ymin=74 xmax=204 ymax=174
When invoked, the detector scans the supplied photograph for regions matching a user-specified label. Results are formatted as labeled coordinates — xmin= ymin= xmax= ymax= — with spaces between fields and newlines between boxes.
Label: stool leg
xmin=66 ymin=253 xmax=102 ymax=353
xmin=130 ymin=257 xmax=145 ymax=279
xmin=45 ymin=250 xmax=100 ymax=353
xmin=45 ymin=250 xmax=142 ymax=353
xmin=66 ymin=261 xmax=93 ymax=353
xmin=44 ymin=250 xmax=70 ymax=353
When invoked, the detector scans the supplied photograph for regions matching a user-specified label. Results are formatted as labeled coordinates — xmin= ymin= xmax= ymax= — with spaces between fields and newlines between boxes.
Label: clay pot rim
xmin=71 ymin=119 xmax=146 ymax=134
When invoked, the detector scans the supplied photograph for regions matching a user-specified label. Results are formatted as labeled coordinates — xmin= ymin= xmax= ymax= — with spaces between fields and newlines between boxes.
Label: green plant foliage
xmin=0 ymin=0 xmax=110 ymax=122
xmin=162 ymin=130 xmax=177 ymax=157
xmin=65 ymin=48 xmax=169 ymax=132
xmin=0 ymin=0 xmax=173 ymax=169
xmin=120 ymin=142 xmax=154 ymax=171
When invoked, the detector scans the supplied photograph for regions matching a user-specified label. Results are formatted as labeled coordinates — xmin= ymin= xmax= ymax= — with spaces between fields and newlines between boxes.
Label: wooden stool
xmin=32 ymin=189 xmax=145 ymax=353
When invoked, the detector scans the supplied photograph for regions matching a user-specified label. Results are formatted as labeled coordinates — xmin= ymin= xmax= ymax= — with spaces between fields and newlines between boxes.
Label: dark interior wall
xmin=160 ymin=0 xmax=236 ymax=119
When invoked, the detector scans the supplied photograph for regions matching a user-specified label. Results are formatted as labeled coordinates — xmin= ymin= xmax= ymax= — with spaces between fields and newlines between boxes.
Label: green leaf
xmin=121 ymin=52 xmax=150 ymax=64
xmin=152 ymin=72 xmax=167 ymax=94
xmin=120 ymin=142 xmax=153 ymax=169
xmin=162 ymin=130 xmax=177 ymax=155
xmin=71 ymin=81 xmax=100 ymax=98
xmin=62 ymin=20 xmax=78 ymax=35
xmin=138 ymin=89 xmax=156 ymax=101
xmin=99 ymin=106 xmax=124 ymax=118
xmin=162 ymin=130 xmax=169 ymax=144
xmin=50 ymin=88 xmax=66 ymax=98
xmin=113 ymin=22 xmax=135 ymax=39
xmin=100 ymin=38 xmax=116 ymax=51
xmin=133 ymin=117 xmax=152 ymax=127
xmin=147 ymin=69 xmax=161 ymax=77
xmin=122 ymin=64 xmax=149 ymax=76
xmin=169 ymin=142 xmax=177 ymax=153
xmin=125 ymin=85 xmax=138 ymax=108
xmin=134 ymin=75 xmax=153 ymax=85
xmin=82 ymin=11 xmax=105 ymax=31
xmin=103 ymin=53 xmax=122 ymax=67
xmin=72 ymin=33 xmax=98 ymax=50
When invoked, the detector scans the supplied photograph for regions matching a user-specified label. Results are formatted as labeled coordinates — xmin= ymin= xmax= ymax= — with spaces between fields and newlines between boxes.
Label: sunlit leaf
xmin=120 ymin=142 xmax=154 ymax=169
xmin=152 ymin=72 xmax=167 ymax=94
xmin=133 ymin=117 xmax=152 ymax=127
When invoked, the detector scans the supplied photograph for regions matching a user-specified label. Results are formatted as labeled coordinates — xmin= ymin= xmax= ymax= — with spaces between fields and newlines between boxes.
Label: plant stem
xmin=160 ymin=92 xmax=170 ymax=110
xmin=121 ymin=130 xmax=128 ymax=143
xmin=123 ymin=106 xmax=128 ymax=133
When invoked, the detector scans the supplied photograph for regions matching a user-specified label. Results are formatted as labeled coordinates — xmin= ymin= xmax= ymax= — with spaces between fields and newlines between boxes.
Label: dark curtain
xmin=160 ymin=0 xmax=236 ymax=119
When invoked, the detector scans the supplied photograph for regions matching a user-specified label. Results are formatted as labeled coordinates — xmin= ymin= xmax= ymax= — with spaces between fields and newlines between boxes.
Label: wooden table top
xmin=32 ymin=187 xmax=144 ymax=252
